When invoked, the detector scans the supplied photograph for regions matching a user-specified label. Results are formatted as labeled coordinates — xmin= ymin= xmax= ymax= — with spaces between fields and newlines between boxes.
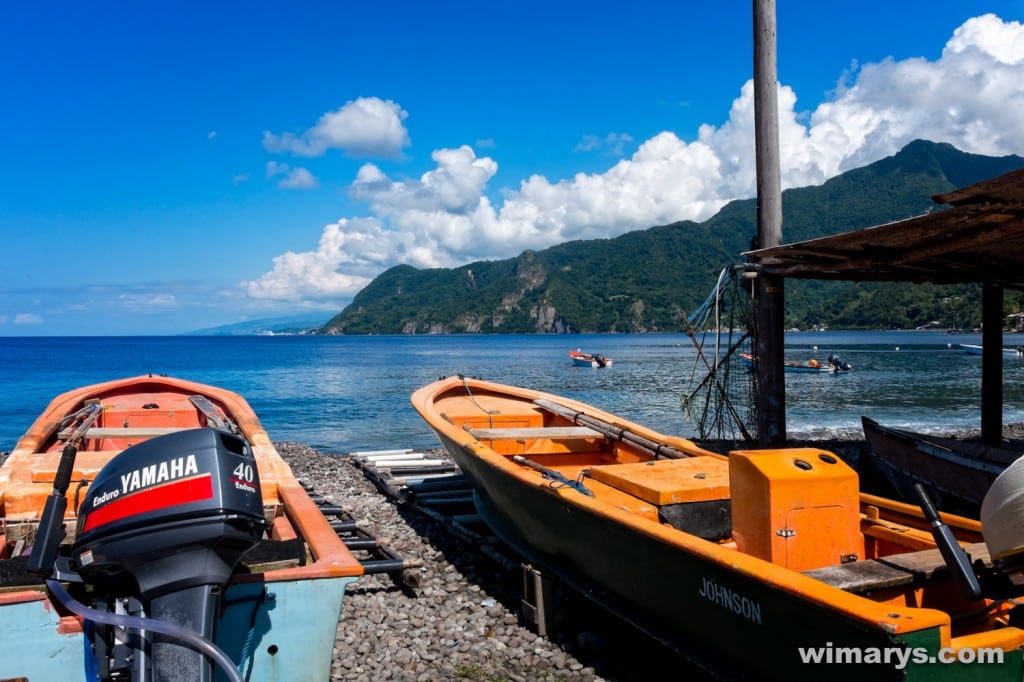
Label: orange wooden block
xmin=587 ymin=456 xmax=730 ymax=505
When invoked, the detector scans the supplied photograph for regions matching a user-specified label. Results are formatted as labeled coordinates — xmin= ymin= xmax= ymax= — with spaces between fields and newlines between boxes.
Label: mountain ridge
xmin=322 ymin=140 xmax=1024 ymax=335
xmin=306 ymin=141 xmax=1024 ymax=335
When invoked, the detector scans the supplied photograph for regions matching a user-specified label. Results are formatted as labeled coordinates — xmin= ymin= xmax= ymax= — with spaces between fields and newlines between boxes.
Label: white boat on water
xmin=960 ymin=343 xmax=1024 ymax=356
xmin=569 ymin=349 xmax=613 ymax=367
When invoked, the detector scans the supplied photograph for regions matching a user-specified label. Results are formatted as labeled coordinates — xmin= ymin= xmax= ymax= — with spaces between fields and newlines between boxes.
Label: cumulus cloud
xmin=14 ymin=313 xmax=43 ymax=325
xmin=795 ymin=13 xmax=1024 ymax=174
xmin=263 ymin=97 xmax=410 ymax=159
xmin=244 ymin=218 xmax=410 ymax=301
xmin=266 ymin=161 xmax=318 ymax=189
xmin=245 ymin=14 xmax=1024 ymax=305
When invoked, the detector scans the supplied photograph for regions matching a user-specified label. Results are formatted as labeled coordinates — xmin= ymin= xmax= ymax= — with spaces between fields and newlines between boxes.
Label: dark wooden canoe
xmin=861 ymin=415 xmax=1021 ymax=516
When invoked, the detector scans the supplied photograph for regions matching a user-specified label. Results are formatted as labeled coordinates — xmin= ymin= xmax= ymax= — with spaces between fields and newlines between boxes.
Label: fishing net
xmin=679 ymin=267 xmax=758 ymax=444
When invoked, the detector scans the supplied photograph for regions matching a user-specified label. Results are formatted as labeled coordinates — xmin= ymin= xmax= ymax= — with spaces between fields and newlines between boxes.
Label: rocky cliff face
xmin=531 ymin=302 xmax=565 ymax=333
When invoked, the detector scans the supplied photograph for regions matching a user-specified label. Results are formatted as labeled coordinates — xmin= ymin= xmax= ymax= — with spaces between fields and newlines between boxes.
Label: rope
xmin=458 ymin=375 xmax=501 ymax=428
xmin=513 ymin=456 xmax=594 ymax=497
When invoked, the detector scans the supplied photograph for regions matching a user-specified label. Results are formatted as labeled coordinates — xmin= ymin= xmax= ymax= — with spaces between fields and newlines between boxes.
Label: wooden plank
xmin=189 ymin=394 xmax=228 ymax=429
xmin=803 ymin=560 xmax=914 ymax=593
xmin=877 ymin=542 xmax=991 ymax=578
xmin=61 ymin=426 xmax=191 ymax=439
xmin=804 ymin=542 xmax=991 ymax=593
xmin=467 ymin=426 xmax=603 ymax=440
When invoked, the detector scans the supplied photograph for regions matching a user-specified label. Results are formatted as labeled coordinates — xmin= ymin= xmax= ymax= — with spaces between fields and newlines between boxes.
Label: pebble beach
xmin=276 ymin=441 xmax=707 ymax=682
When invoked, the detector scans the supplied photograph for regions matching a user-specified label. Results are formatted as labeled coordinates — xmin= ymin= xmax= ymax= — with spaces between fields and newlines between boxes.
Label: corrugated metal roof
xmin=742 ymin=168 xmax=1024 ymax=290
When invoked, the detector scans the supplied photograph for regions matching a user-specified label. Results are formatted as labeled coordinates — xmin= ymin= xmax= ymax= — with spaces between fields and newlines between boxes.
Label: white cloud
xmin=795 ymin=13 xmax=1024 ymax=174
xmin=262 ymin=97 xmax=410 ymax=159
xmin=14 ymin=313 xmax=43 ymax=325
xmin=243 ymin=217 xmax=409 ymax=301
xmin=266 ymin=161 xmax=318 ymax=189
xmin=118 ymin=293 xmax=177 ymax=311
xmin=573 ymin=132 xmax=636 ymax=156
xmin=245 ymin=14 xmax=1024 ymax=306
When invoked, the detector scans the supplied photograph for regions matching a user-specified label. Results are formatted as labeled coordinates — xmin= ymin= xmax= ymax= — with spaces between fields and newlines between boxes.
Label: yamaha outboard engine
xmin=61 ymin=428 xmax=268 ymax=681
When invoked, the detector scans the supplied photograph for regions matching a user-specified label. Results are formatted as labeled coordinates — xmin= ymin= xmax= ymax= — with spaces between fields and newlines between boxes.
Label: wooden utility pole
xmin=753 ymin=0 xmax=786 ymax=446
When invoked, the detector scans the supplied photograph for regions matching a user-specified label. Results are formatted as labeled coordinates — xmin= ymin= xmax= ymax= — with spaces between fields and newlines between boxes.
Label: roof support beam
xmin=982 ymin=284 xmax=1004 ymax=447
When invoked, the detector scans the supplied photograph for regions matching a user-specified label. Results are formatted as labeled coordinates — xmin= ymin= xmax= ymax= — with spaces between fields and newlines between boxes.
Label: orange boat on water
xmin=412 ymin=375 xmax=1024 ymax=680
xmin=569 ymin=349 xmax=613 ymax=367
xmin=0 ymin=374 xmax=365 ymax=681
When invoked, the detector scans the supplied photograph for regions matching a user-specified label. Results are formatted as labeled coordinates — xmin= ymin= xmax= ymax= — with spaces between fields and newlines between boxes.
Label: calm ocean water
xmin=3 ymin=331 xmax=1024 ymax=454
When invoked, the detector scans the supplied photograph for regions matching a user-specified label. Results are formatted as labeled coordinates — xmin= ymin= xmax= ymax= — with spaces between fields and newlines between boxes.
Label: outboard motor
xmin=981 ymin=456 xmax=1024 ymax=599
xmin=827 ymin=353 xmax=852 ymax=371
xmin=47 ymin=428 xmax=268 ymax=681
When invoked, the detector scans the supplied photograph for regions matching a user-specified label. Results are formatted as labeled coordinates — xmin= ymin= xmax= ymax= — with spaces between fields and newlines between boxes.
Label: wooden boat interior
xmin=434 ymin=385 xmax=1022 ymax=642
xmin=0 ymin=377 xmax=358 ymax=577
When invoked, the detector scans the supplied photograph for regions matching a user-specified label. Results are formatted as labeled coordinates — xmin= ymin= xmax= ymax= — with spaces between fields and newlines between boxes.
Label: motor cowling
xmin=69 ymin=428 xmax=269 ymax=681
xmin=72 ymin=427 xmax=268 ymax=598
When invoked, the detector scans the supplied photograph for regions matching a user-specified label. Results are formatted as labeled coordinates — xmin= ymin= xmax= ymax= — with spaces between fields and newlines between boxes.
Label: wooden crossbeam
xmin=467 ymin=426 xmax=603 ymax=440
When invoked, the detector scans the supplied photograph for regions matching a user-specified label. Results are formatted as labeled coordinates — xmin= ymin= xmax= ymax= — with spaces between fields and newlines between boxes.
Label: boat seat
xmin=58 ymin=426 xmax=192 ymax=440
xmin=804 ymin=542 xmax=991 ymax=594
xmin=587 ymin=457 xmax=731 ymax=541
xmin=466 ymin=426 xmax=604 ymax=440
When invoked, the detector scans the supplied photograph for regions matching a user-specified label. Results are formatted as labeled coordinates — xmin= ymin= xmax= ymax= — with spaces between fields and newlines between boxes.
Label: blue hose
xmin=45 ymin=579 xmax=245 ymax=682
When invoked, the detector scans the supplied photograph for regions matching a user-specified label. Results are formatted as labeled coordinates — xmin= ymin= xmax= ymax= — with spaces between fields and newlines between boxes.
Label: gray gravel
xmin=276 ymin=442 xmax=700 ymax=682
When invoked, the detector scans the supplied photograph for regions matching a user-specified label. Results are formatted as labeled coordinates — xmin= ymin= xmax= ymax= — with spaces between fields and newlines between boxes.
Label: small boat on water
xmin=960 ymin=343 xmax=1024 ymax=356
xmin=569 ymin=349 xmax=613 ymax=367
xmin=861 ymin=415 xmax=1021 ymax=516
xmin=411 ymin=375 xmax=1024 ymax=680
xmin=739 ymin=352 xmax=852 ymax=373
xmin=0 ymin=374 xmax=365 ymax=681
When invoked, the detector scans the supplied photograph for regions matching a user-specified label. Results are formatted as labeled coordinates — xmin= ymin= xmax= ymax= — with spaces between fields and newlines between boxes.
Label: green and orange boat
xmin=0 ymin=374 xmax=366 ymax=681
xmin=412 ymin=375 xmax=1024 ymax=680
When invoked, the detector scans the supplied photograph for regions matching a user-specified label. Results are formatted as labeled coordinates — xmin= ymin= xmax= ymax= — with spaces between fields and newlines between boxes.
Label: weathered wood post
xmin=753 ymin=0 xmax=786 ymax=446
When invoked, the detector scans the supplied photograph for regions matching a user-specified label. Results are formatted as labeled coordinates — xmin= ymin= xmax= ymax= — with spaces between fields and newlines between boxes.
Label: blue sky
xmin=3 ymin=2 xmax=1024 ymax=336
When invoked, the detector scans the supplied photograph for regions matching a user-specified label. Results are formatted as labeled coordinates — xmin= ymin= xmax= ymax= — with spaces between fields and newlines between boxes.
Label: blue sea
xmin=3 ymin=331 xmax=1024 ymax=454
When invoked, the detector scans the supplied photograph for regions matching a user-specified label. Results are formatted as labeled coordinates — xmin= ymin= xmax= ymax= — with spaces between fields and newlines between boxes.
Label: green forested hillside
xmin=322 ymin=141 xmax=1024 ymax=335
